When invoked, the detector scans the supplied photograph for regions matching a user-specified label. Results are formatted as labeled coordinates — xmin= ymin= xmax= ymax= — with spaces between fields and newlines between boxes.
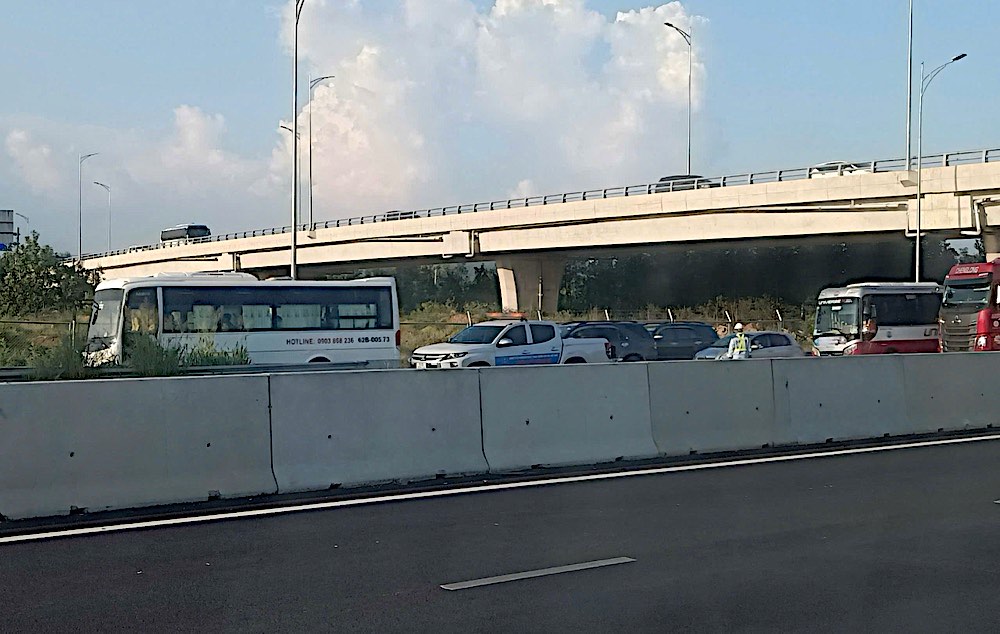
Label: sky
xmin=1 ymin=0 xmax=998 ymax=255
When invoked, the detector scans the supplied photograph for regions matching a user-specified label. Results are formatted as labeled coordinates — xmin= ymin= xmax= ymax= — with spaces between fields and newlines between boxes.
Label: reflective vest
xmin=734 ymin=333 xmax=749 ymax=353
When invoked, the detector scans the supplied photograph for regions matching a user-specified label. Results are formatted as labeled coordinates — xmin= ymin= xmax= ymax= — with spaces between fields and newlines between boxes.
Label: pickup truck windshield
xmin=450 ymin=325 xmax=505 ymax=344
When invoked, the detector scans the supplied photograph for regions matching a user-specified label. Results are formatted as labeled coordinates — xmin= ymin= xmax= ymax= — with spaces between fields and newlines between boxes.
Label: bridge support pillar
xmin=494 ymin=256 xmax=565 ymax=316
xmin=984 ymin=231 xmax=1000 ymax=262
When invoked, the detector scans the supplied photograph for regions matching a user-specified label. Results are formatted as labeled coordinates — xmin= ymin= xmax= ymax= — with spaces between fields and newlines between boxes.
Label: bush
xmin=183 ymin=338 xmax=250 ymax=367
xmin=29 ymin=335 xmax=94 ymax=381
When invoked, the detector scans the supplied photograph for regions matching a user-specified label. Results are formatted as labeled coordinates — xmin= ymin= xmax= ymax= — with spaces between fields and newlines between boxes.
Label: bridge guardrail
xmin=77 ymin=147 xmax=1000 ymax=262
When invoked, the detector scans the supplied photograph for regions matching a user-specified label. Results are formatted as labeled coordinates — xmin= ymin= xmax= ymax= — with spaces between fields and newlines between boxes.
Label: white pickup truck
xmin=410 ymin=320 xmax=613 ymax=369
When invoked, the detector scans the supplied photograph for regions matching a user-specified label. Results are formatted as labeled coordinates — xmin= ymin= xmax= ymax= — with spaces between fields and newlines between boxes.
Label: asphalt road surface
xmin=2 ymin=437 xmax=999 ymax=632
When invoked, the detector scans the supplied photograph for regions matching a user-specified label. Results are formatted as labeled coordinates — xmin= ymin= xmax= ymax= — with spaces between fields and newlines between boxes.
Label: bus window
xmin=160 ymin=285 xmax=394 ymax=333
xmin=124 ymin=288 xmax=159 ymax=334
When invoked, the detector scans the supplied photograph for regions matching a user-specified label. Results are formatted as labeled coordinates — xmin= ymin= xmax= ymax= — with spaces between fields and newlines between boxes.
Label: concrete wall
xmin=0 ymin=375 xmax=275 ymax=521
xmin=4 ymin=353 xmax=999 ymax=521
xmin=480 ymin=363 xmax=658 ymax=471
xmin=269 ymin=370 xmax=488 ymax=492
xmin=648 ymin=360 xmax=777 ymax=454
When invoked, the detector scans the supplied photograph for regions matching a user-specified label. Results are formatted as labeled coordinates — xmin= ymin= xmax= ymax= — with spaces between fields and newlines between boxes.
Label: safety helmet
xmin=734 ymin=322 xmax=744 ymax=331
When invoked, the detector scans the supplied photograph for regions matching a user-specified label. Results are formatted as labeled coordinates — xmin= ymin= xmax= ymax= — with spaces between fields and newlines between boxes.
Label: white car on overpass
xmin=410 ymin=319 xmax=613 ymax=368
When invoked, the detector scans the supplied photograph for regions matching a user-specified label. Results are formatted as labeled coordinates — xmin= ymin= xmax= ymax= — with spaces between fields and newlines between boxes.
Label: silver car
xmin=695 ymin=331 xmax=805 ymax=360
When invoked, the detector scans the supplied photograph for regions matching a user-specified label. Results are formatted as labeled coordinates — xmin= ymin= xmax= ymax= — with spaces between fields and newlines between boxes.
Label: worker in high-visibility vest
xmin=726 ymin=323 xmax=750 ymax=359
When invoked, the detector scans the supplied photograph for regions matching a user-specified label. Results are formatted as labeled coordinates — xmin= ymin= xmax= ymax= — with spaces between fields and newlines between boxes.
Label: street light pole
xmin=308 ymin=74 xmax=335 ymax=230
xmin=93 ymin=181 xmax=112 ymax=252
xmin=905 ymin=0 xmax=914 ymax=171
xmin=13 ymin=212 xmax=29 ymax=244
xmin=290 ymin=0 xmax=306 ymax=280
xmin=915 ymin=52 xmax=967 ymax=282
xmin=78 ymin=152 xmax=98 ymax=260
xmin=664 ymin=21 xmax=692 ymax=175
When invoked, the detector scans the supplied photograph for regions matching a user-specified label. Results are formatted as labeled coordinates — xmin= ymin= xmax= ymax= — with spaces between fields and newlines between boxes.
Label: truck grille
xmin=940 ymin=310 xmax=977 ymax=352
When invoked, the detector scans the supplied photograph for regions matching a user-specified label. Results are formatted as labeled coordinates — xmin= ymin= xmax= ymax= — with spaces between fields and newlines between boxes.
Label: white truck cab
xmin=410 ymin=320 xmax=612 ymax=368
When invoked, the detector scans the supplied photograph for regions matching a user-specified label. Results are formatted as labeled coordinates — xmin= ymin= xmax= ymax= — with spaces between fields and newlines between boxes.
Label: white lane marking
xmin=3 ymin=433 xmax=1000 ymax=545
xmin=440 ymin=556 xmax=635 ymax=591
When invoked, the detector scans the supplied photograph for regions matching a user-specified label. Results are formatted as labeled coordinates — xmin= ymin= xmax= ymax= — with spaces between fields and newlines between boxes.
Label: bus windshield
xmin=87 ymin=289 xmax=123 ymax=351
xmin=814 ymin=299 xmax=859 ymax=336
xmin=943 ymin=277 xmax=992 ymax=308
xmin=450 ymin=325 xmax=505 ymax=344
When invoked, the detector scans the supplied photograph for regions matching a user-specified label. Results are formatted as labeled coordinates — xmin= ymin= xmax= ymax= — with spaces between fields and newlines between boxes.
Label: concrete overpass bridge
xmin=79 ymin=148 xmax=1000 ymax=312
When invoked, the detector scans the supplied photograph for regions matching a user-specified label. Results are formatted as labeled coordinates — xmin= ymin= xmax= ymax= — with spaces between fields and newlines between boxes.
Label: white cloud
xmin=3 ymin=2 xmax=706 ymax=253
xmin=286 ymin=0 xmax=705 ymax=218
xmin=5 ymin=129 xmax=62 ymax=193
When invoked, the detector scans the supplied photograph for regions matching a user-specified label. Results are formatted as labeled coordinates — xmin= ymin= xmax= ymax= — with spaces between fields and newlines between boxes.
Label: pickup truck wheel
xmin=468 ymin=362 xmax=491 ymax=367
xmin=563 ymin=357 xmax=586 ymax=364
xmin=623 ymin=354 xmax=643 ymax=362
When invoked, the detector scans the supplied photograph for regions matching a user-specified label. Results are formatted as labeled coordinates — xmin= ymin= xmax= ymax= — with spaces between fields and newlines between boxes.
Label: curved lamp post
xmin=308 ymin=74 xmax=334 ymax=229
xmin=663 ymin=21 xmax=692 ymax=175
xmin=915 ymin=53 xmax=966 ymax=281
xmin=290 ymin=0 xmax=306 ymax=279
xmin=78 ymin=152 xmax=98 ymax=259
xmin=93 ymin=181 xmax=112 ymax=252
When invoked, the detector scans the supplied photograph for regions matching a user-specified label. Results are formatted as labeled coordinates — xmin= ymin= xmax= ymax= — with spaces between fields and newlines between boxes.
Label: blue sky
xmin=1 ymin=1 xmax=997 ymax=253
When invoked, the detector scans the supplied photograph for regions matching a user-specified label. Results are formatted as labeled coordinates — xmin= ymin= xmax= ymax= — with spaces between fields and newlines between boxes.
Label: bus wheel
xmin=564 ymin=357 xmax=586 ymax=364
xmin=623 ymin=354 xmax=642 ymax=362
xmin=308 ymin=357 xmax=331 ymax=363
xmin=468 ymin=362 xmax=490 ymax=367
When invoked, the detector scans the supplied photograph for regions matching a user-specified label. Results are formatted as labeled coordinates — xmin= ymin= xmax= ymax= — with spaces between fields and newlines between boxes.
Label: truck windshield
xmin=814 ymin=299 xmax=859 ymax=336
xmin=450 ymin=325 xmax=505 ymax=344
xmin=87 ymin=289 xmax=123 ymax=351
xmin=943 ymin=277 xmax=992 ymax=308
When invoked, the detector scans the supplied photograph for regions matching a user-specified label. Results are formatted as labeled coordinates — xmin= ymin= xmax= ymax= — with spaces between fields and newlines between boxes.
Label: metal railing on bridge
xmin=78 ymin=146 xmax=1000 ymax=261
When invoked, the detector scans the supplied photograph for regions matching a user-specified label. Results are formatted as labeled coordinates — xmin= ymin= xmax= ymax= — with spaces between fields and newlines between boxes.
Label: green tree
xmin=0 ymin=232 xmax=101 ymax=316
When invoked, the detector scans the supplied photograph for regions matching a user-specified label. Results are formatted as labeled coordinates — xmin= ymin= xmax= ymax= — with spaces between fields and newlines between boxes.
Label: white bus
xmin=86 ymin=272 xmax=400 ymax=368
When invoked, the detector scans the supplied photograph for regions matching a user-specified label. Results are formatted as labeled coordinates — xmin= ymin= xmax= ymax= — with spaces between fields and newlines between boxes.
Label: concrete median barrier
xmin=0 ymin=375 xmax=275 ymax=520
xmin=269 ymin=369 xmax=488 ymax=492
xmin=479 ymin=363 xmax=657 ymax=471
xmin=902 ymin=353 xmax=1000 ymax=432
xmin=648 ymin=360 xmax=777 ymax=455
xmin=772 ymin=356 xmax=909 ymax=444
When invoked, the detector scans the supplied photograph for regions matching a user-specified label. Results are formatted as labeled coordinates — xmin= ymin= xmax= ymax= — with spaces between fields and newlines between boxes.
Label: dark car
xmin=652 ymin=174 xmax=719 ymax=193
xmin=652 ymin=322 xmax=719 ymax=360
xmin=564 ymin=321 xmax=657 ymax=362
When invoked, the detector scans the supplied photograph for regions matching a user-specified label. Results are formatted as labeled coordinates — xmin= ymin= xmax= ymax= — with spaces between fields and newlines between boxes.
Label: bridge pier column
xmin=494 ymin=256 xmax=565 ymax=316
xmin=984 ymin=232 xmax=1000 ymax=262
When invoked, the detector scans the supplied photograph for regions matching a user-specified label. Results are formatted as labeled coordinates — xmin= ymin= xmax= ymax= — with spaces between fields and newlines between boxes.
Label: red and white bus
xmin=812 ymin=282 xmax=942 ymax=356
xmin=939 ymin=260 xmax=1000 ymax=352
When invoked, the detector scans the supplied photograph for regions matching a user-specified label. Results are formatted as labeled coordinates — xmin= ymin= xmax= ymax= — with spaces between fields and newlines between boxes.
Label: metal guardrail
xmin=78 ymin=147 xmax=1000 ymax=261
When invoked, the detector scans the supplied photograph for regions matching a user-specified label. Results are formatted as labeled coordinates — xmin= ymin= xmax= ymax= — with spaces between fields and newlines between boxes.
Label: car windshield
xmin=943 ymin=277 xmax=992 ymax=308
xmin=87 ymin=289 xmax=123 ymax=351
xmin=814 ymin=298 xmax=859 ymax=336
xmin=449 ymin=325 xmax=505 ymax=344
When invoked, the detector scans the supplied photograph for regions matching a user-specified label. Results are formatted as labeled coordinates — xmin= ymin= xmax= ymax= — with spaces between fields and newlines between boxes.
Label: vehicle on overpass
xmin=696 ymin=331 xmax=805 ymax=360
xmin=410 ymin=319 xmax=612 ymax=368
xmin=808 ymin=160 xmax=873 ymax=178
xmin=160 ymin=223 xmax=211 ymax=243
xmin=86 ymin=272 xmax=400 ymax=367
xmin=939 ymin=259 xmax=1000 ymax=352
xmin=812 ymin=282 xmax=942 ymax=356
